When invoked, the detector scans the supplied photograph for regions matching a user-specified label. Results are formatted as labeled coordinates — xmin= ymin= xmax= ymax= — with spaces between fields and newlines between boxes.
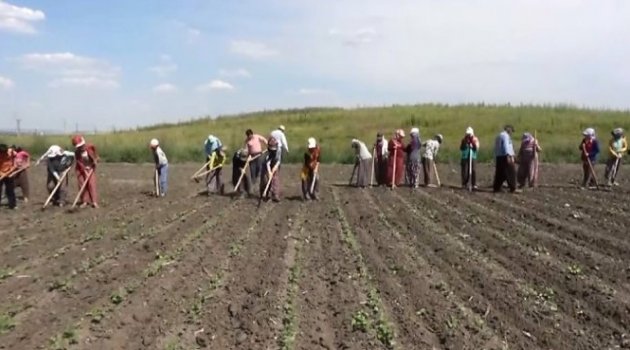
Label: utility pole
xmin=16 ymin=117 xmax=21 ymax=137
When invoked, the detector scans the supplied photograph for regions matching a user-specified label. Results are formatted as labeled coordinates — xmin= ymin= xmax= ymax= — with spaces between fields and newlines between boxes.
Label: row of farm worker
xmin=0 ymin=125 xmax=627 ymax=209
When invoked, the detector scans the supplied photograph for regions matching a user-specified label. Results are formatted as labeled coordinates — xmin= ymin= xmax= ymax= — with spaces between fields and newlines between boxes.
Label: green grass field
xmin=3 ymin=104 xmax=628 ymax=164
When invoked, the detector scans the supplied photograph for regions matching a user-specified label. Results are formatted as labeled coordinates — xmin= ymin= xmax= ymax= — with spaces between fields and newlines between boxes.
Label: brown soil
xmin=0 ymin=162 xmax=628 ymax=350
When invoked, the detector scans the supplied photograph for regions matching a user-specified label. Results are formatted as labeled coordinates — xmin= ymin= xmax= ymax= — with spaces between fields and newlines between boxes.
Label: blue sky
xmin=0 ymin=0 xmax=629 ymax=131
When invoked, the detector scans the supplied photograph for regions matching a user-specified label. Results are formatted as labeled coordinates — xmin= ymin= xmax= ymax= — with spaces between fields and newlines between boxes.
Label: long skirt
xmin=406 ymin=159 xmax=421 ymax=187
xmin=582 ymin=160 xmax=597 ymax=187
xmin=77 ymin=169 xmax=98 ymax=204
xmin=375 ymin=158 xmax=388 ymax=185
xmin=422 ymin=158 xmax=434 ymax=186
xmin=517 ymin=153 xmax=538 ymax=188
xmin=355 ymin=159 xmax=371 ymax=187
xmin=386 ymin=153 xmax=405 ymax=186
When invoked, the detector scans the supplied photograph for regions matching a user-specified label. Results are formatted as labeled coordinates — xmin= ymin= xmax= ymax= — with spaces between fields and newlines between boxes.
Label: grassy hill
xmin=3 ymin=104 xmax=629 ymax=164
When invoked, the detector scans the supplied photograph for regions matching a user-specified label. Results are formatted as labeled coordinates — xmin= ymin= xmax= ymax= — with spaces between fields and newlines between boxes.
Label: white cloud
xmin=297 ymin=88 xmax=333 ymax=95
xmin=196 ymin=79 xmax=235 ymax=92
xmin=229 ymin=40 xmax=278 ymax=59
xmin=152 ymin=83 xmax=178 ymax=93
xmin=19 ymin=52 xmax=120 ymax=89
xmin=0 ymin=1 xmax=45 ymax=34
xmin=0 ymin=75 xmax=14 ymax=90
xmin=219 ymin=68 xmax=251 ymax=78
xmin=149 ymin=55 xmax=178 ymax=77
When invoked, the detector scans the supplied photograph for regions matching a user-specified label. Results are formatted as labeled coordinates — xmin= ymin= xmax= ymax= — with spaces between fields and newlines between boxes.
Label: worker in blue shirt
xmin=493 ymin=125 xmax=519 ymax=193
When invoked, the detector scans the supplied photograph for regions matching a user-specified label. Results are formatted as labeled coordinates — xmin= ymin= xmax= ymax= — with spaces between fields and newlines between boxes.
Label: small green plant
xmin=567 ymin=264 xmax=583 ymax=276
xmin=367 ymin=289 xmax=380 ymax=314
xmin=49 ymin=326 xmax=78 ymax=350
xmin=228 ymin=242 xmax=242 ymax=257
xmin=86 ymin=308 xmax=105 ymax=324
xmin=110 ymin=292 xmax=124 ymax=305
xmin=351 ymin=311 xmax=370 ymax=332
xmin=0 ymin=313 xmax=16 ymax=334
xmin=48 ymin=278 xmax=71 ymax=292
xmin=0 ymin=268 xmax=15 ymax=280
xmin=375 ymin=319 xmax=395 ymax=348
xmin=81 ymin=227 xmax=105 ymax=244
xmin=145 ymin=252 xmax=174 ymax=277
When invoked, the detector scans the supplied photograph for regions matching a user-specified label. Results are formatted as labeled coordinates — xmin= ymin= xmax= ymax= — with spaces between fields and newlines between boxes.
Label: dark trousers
xmin=206 ymin=168 xmax=223 ymax=193
xmin=0 ymin=178 xmax=16 ymax=209
xmin=493 ymin=156 xmax=517 ymax=192
xmin=301 ymin=169 xmax=319 ymax=199
xmin=47 ymin=173 xmax=68 ymax=205
xmin=249 ymin=154 xmax=263 ymax=184
xmin=461 ymin=158 xmax=477 ymax=187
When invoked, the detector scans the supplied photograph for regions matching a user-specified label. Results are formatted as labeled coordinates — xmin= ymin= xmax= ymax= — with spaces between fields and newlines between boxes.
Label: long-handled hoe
xmin=582 ymin=144 xmax=599 ymax=190
xmin=42 ymin=168 xmax=72 ymax=210
xmin=71 ymin=169 xmax=94 ymax=210
xmin=310 ymin=162 xmax=319 ymax=195
xmin=258 ymin=165 xmax=279 ymax=207
xmin=154 ymin=169 xmax=161 ymax=197
xmin=432 ymin=160 xmax=442 ymax=187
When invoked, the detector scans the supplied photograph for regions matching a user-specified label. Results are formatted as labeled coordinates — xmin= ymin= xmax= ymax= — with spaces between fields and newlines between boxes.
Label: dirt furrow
xmin=75 ymin=200 xmax=271 ymax=349
xmin=0 ymin=199 xmax=239 ymax=350
xmin=379 ymin=188 xmax=592 ymax=349
xmin=191 ymin=200 xmax=304 ymax=349
xmin=339 ymin=187 xmax=504 ymax=350
xmin=293 ymin=189 xmax=376 ymax=350
xmin=0 ymin=196 xmax=211 ymax=303
xmin=448 ymin=190 xmax=629 ymax=286
xmin=402 ymin=189 xmax=629 ymax=348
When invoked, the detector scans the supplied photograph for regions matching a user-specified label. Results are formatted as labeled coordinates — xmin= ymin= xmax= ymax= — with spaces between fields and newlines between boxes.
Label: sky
xmin=0 ymin=0 xmax=629 ymax=132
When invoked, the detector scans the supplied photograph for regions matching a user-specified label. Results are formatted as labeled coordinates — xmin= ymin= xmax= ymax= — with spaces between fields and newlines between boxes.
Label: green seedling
xmin=351 ymin=311 xmax=370 ymax=332
xmin=110 ymin=292 xmax=124 ymax=305
xmin=0 ymin=268 xmax=15 ymax=280
xmin=0 ymin=313 xmax=16 ymax=334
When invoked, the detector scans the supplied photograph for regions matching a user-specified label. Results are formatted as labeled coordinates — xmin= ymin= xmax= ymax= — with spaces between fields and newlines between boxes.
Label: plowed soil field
xmin=1 ymin=162 xmax=629 ymax=350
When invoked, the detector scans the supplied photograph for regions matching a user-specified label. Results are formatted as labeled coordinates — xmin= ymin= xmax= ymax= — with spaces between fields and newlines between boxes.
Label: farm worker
xmin=0 ymin=144 xmax=17 ymax=210
xmin=351 ymin=139 xmax=372 ymax=188
xmin=386 ymin=129 xmax=405 ymax=187
xmin=516 ymin=132 xmax=543 ymax=189
xmin=204 ymin=135 xmax=226 ymax=194
xmin=460 ymin=127 xmax=479 ymax=190
xmin=579 ymin=128 xmax=600 ymax=188
xmin=493 ymin=125 xmax=518 ymax=193
xmin=270 ymin=125 xmax=289 ymax=161
xmin=149 ymin=139 xmax=168 ymax=196
xmin=244 ymin=129 xmax=268 ymax=185
xmin=260 ymin=136 xmax=282 ymax=202
xmin=45 ymin=145 xmax=75 ymax=207
xmin=422 ymin=134 xmax=444 ymax=187
xmin=605 ymin=128 xmax=627 ymax=186
xmin=72 ymin=135 xmax=99 ymax=208
xmin=405 ymin=127 xmax=422 ymax=188
xmin=232 ymin=148 xmax=253 ymax=197
xmin=373 ymin=132 xmax=389 ymax=186
xmin=11 ymin=145 xmax=30 ymax=203
xmin=301 ymin=137 xmax=321 ymax=200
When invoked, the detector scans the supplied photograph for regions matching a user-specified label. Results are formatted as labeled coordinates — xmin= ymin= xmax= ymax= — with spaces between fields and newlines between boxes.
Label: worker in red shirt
xmin=72 ymin=135 xmax=99 ymax=208
xmin=0 ymin=144 xmax=17 ymax=209
xmin=11 ymin=146 xmax=31 ymax=203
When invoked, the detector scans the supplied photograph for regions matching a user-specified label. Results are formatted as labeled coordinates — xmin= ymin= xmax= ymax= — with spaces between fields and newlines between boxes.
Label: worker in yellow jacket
xmin=605 ymin=128 xmax=628 ymax=186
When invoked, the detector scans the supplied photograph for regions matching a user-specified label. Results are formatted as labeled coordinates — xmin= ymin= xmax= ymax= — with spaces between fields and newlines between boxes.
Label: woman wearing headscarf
xmin=405 ymin=127 xmax=422 ymax=188
xmin=605 ymin=128 xmax=627 ymax=186
xmin=72 ymin=135 xmax=99 ymax=208
xmin=373 ymin=132 xmax=389 ymax=186
xmin=351 ymin=139 xmax=372 ymax=188
xmin=386 ymin=129 xmax=405 ymax=187
xmin=301 ymin=137 xmax=321 ymax=200
xmin=579 ymin=128 xmax=600 ymax=188
xmin=517 ymin=132 xmax=542 ymax=188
